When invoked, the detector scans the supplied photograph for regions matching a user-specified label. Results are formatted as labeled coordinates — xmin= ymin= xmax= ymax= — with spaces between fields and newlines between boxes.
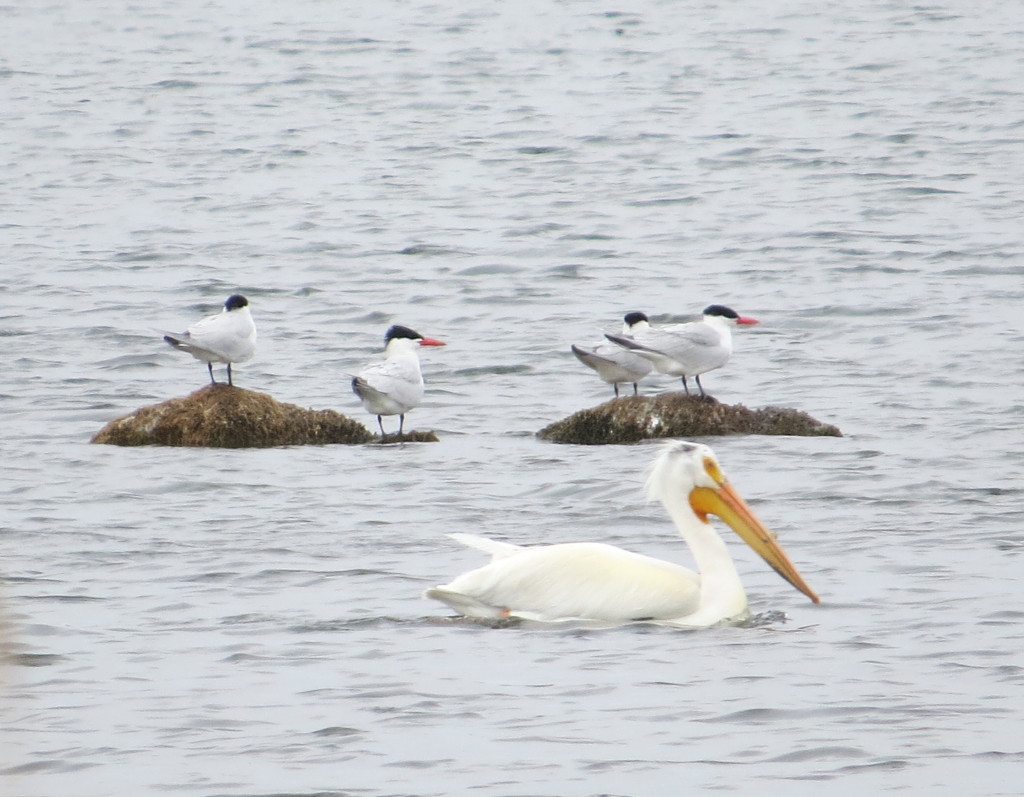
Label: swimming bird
xmin=163 ymin=294 xmax=256 ymax=386
xmin=352 ymin=324 xmax=446 ymax=438
xmin=605 ymin=304 xmax=758 ymax=397
xmin=571 ymin=312 xmax=654 ymax=397
xmin=424 ymin=440 xmax=818 ymax=628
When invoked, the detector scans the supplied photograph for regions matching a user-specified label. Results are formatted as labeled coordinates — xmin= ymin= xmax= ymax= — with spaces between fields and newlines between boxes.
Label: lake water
xmin=2 ymin=0 xmax=1024 ymax=795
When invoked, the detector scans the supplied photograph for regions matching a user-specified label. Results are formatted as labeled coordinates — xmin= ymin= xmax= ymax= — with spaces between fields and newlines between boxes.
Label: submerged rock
xmin=538 ymin=394 xmax=842 ymax=445
xmin=91 ymin=384 xmax=375 ymax=448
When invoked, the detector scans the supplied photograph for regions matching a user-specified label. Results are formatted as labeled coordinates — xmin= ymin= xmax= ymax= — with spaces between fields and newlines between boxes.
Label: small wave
xmin=312 ymin=725 xmax=363 ymax=737
xmin=456 ymin=263 xmax=524 ymax=276
xmin=150 ymin=79 xmax=200 ymax=89
xmin=893 ymin=186 xmax=961 ymax=196
xmin=6 ymin=653 xmax=65 ymax=667
xmin=454 ymin=364 xmax=532 ymax=377
xmin=96 ymin=354 xmax=161 ymax=370
xmin=517 ymin=145 xmax=565 ymax=155
xmin=289 ymin=616 xmax=412 ymax=633
xmin=1 ymin=759 xmax=100 ymax=775
xmin=627 ymin=196 xmax=700 ymax=207
xmin=766 ymin=745 xmax=869 ymax=763
xmin=398 ymin=244 xmax=468 ymax=257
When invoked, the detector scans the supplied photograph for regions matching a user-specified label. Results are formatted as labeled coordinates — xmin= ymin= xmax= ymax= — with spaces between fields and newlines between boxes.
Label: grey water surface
xmin=2 ymin=1 xmax=1023 ymax=795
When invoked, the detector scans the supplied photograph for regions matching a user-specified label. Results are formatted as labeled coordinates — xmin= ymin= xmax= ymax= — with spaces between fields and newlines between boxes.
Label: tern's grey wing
xmin=605 ymin=331 xmax=681 ymax=357
xmin=162 ymin=330 xmax=189 ymax=347
xmin=360 ymin=355 xmax=422 ymax=385
xmin=574 ymin=342 xmax=651 ymax=382
xmin=163 ymin=331 xmax=223 ymax=362
xmin=660 ymin=323 xmax=721 ymax=349
xmin=184 ymin=311 xmax=257 ymax=362
xmin=354 ymin=356 xmax=425 ymax=413
xmin=351 ymin=375 xmax=386 ymax=402
xmin=615 ymin=327 xmax=715 ymax=359
xmin=572 ymin=344 xmax=617 ymax=368
xmin=604 ymin=332 xmax=644 ymax=351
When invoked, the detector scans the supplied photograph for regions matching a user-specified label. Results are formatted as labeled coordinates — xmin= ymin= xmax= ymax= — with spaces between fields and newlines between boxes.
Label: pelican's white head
xmin=645 ymin=440 xmax=719 ymax=502
xmin=644 ymin=440 xmax=820 ymax=604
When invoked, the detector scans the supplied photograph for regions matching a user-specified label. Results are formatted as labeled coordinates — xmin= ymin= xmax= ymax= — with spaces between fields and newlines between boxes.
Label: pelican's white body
xmin=572 ymin=316 xmax=653 ymax=394
xmin=425 ymin=442 xmax=756 ymax=628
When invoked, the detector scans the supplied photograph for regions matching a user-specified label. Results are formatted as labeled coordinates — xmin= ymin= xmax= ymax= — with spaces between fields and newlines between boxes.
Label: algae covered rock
xmin=538 ymin=394 xmax=841 ymax=445
xmin=91 ymin=384 xmax=375 ymax=448
xmin=370 ymin=430 xmax=441 ymax=444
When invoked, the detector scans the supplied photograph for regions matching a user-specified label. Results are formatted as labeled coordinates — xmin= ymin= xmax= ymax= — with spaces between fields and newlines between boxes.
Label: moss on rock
xmin=368 ymin=430 xmax=441 ymax=444
xmin=538 ymin=394 xmax=841 ymax=445
xmin=91 ymin=384 xmax=376 ymax=448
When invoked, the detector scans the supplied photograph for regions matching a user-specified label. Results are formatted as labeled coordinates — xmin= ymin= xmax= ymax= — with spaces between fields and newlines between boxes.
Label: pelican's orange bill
xmin=690 ymin=481 xmax=820 ymax=604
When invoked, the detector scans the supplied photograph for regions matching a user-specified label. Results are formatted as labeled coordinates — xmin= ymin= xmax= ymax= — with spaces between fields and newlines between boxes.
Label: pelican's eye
xmin=702 ymin=457 xmax=725 ymax=484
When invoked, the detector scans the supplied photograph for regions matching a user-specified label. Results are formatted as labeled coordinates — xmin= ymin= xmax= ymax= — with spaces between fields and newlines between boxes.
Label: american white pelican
xmin=606 ymin=304 xmax=758 ymax=397
xmin=571 ymin=311 xmax=654 ymax=397
xmin=424 ymin=440 xmax=819 ymax=627
xmin=352 ymin=324 xmax=445 ymax=437
xmin=163 ymin=294 xmax=256 ymax=386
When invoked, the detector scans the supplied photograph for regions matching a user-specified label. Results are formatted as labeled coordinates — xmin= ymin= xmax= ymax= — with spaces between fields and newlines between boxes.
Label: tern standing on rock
xmin=571 ymin=312 xmax=654 ymax=397
xmin=163 ymin=294 xmax=256 ymax=386
xmin=352 ymin=324 xmax=446 ymax=438
xmin=605 ymin=304 xmax=758 ymax=397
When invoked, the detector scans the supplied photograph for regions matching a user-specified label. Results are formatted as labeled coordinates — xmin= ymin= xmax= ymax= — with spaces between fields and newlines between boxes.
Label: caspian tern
xmin=163 ymin=294 xmax=256 ymax=386
xmin=605 ymin=304 xmax=758 ymax=397
xmin=571 ymin=311 xmax=654 ymax=397
xmin=424 ymin=440 xmax=819 ymax=628
xmin=352 ymin=324 xmax=446 ymax=438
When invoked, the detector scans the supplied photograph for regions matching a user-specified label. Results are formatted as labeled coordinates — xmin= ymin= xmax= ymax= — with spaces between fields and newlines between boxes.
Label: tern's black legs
xmin=376 ymin=413 xmax=408 ymax=440
xmin=207 ymin=362 xmax=234 ymax=386
xmin=680 ymin=375 xmax=707 ymax=398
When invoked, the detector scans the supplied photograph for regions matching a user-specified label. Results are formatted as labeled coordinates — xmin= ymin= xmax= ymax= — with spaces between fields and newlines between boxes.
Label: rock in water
xmin=537 ymin=394 xmax=841 ymax=445
xmin=368 ymin=430 xmax=441 ymax=444
xmin=91 ymin=385 xmax=376 ymax=448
